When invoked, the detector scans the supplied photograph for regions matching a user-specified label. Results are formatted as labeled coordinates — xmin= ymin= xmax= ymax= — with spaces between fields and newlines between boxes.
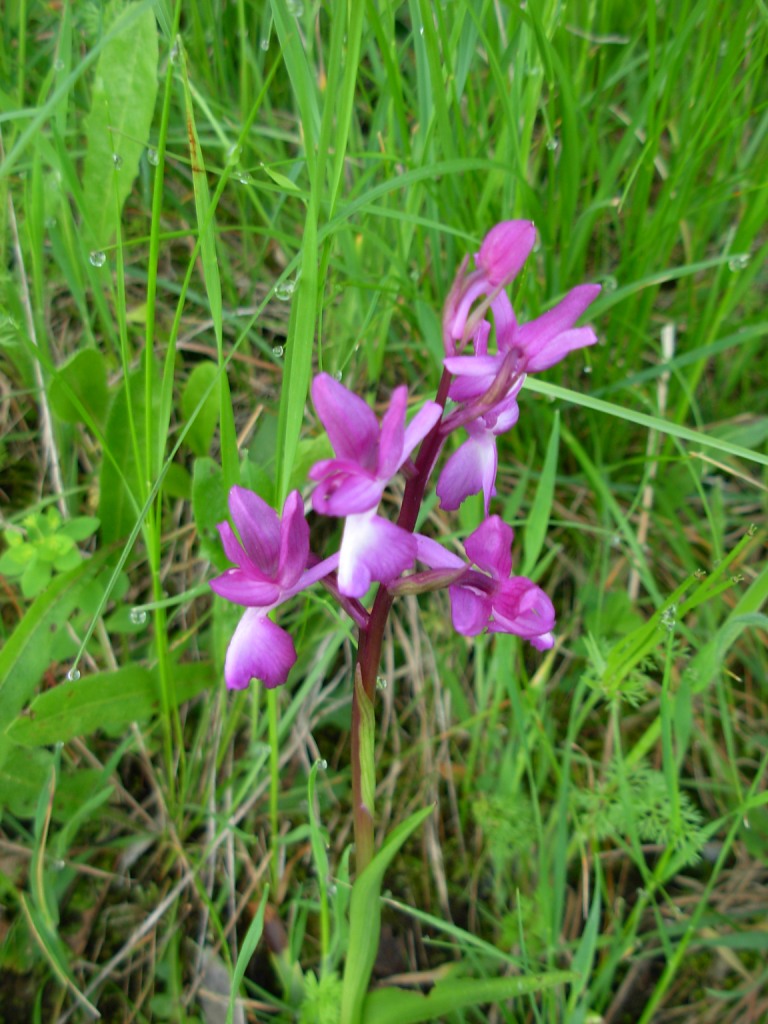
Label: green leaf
xmin=227 ymin=890 xmax=268 ymax=1024
xmin=47 ymin=349 xmax=110 ymax=425
xmin=98 ymin=369 xmax=158 ymax=545
xmin=81 ymin=1 xmax=159 ymax=249
xmin=0 ymin=552 xmax=108 ymax=768
xmin=181 ymin=361 xmax=220 ymax=457
xmin=341 ymin=806 xmax=433 ymax=1024
xmin=192 ymin=456 xmax=231 ymax=568
xmin=8 ymin=662 xmax=212 ymax=747
xmin=361 ymin=970 xmax=577 ymax=1024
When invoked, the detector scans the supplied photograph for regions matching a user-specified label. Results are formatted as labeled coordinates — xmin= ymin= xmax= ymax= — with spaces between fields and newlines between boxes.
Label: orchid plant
xmin=210 ymin=220 xmax=600 ymax=875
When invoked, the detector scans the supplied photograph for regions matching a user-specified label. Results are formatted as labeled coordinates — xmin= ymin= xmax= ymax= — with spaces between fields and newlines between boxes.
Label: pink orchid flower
xmin=309 ymin=374 xmax=441 ymax=597
xmin=210 ymin=487 xmax=338 ymax=689
xmin=415 ymin=516 xmax=555 ymax=650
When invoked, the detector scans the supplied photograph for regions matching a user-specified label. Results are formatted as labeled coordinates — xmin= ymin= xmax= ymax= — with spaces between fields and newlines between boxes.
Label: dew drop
xmin=234 ymin=170 xmax=253 ymax=185
xmin=419 ymin=25 xmax=425 ymax=35
xmin=112 ymin=153 xmax=123 ymax=170
xmin=286 ymin=0 xmax=304 ymax=14
xmin=272 ymin=344 xmax=284 ymax=357
xmin=327 ymin=882 xmax=337 ymax=895
xmin=748 ymin=523 xmax=757 ymax=536
xmin=693 ymin=568 xmax=707 ymax=579
xmin=582 ymin=364 xmax=592 ymax=374
xmin=317 ymin=758 xmax=328 ymax=771
xmin=375 ymin=676 xmax=388 ymax=690
xmin=170 ymin=40 xmax=180 ymax=65
xmin=546 ymin=136 xmax=559 ymax=152
xmin=66 ymin=667 xmax=81 ymax=682
xmin=147 ymin=147 xmax=159 ymax=167
xmin=45 ymin=217 xmax=57 ymax=230
xmin=333 ymin=370 xmax=343 ymax=382
xmin=260 ymin=37 xmax=270 ymax=51
xmin=728 ymin=253 xmax=750 ymax=271
xmin=54 ymin=58 xmax=65 ymax=71
xmin=730 ymin=573 xmax=744 ymax=584
xmin=603 ymin=275 xmax=618 ymax=292
xmin=89 ymin=250 xmax=106 ymax=268
xmin=275 ymin=278 xmax=297 ymax=301
xmin=53 ymin=858 xmax=66 ymax=870
xmin=130 ymin=607 xmax=148 ymax=625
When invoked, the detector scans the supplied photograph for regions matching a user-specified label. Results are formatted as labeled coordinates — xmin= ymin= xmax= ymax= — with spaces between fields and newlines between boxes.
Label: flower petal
xmin=414 ymin=533 xmax=465 ymax=571
xmin=401 ymin=400 xmax=442 ymax=468
xmin=464 ymin=516 xmax=513 ymax=579
xmin=277 ymin=490 xmax=309 ymax=588
xmin=228 ymin=486 xmax=280 ymax=575
xmin=337 ymin=512 xmax=417 ymax=597
xmin=523 ymin=327 xmax=598 ymax=372
xmin=437 ymin=433 xmax=498 ymax=513
xmin=450 ymin=584 xmax=491 ymax=636
xmin=312 ymin=373 xmax=380 ymax=466
xmin=476 ymin=221 xmax=536 ymax=287
xmin=209 ymin=568 xmax=281 ymax=607
xmin=224 ymin=609 xmax=297 ymax=689
xmin=310 ymin=469 xmax=384 ymax=516
xmin=377 ymin=386 xmax=407 ymax=478
xmin=515 ymin=284 xmax=601 ymax=351
xmin=491 ymin=578 xmax=556 ymax=638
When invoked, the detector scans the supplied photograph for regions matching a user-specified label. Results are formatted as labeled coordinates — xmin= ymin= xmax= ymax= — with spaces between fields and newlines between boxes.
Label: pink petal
xmin=337 ymin=512 xmax=417 ymax=597
xmin=491 ymin=578 xmax=556 ymax=638
xmin=436 ymin=434 xmax=498 ymax=513
xmin=414 ymin=533 xmax=465 ymax=571
xmin=401 ymin=401 xmax=442 ymax=466
xmin=228 ymin=486 xmax=281 ymax=575
xmin=310 ymin=470 xmax=384 ymax=516
xmin=377 ymin=386 xmax=407 ymax=478
xmin=445 ymin=354 xmax=503 ymax=402
xmin=450 ymin=585 xmax=491 ymax=636
xmin=312 ymin=374 xmax=379 ymax=467
xmin=515 ymin=284 xmax=601 ymax=351
xmin=224 ymin=610 xmax=297 ymax=689
xmin=464 ymin=516 xmax=514 ymax=579
xmin=209 ymin=569 xmax=281 ymax=607
xmin=277 ymin=490 xmax=309 ymax=588
xmin=523 ymin=327 xmax=598 ymax=372
xmin=476 ymin=221 xmax=536 ymax=287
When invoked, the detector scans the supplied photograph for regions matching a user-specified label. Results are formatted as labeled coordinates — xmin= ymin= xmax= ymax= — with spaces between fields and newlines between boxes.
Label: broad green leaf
xmin=0 ymin=551 xmax=109 ymax=766
xmin=81 ymin=1 xmax=159 ymax=249
xmin=192 ymin=456 xmax=230 ymax=568
xmin=181 ymin=360 xmax=219 ymax=457
xmin=98 ymin=368 xmax=159 ymax=545
xmin=341 ymin=806 xmax=433 ymax=1024
xmin=362 ymin=970 xmax=577 ymax=1024
xmin=8 ymin=662 xmax=213 ymax=747
xmin=47 ymin=348 xmax=110 ymax=425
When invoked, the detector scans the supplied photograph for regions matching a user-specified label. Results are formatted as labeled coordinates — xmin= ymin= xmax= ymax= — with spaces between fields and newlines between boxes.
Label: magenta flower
xmin=309 ymin=373 xmax=441 ymax=597
xmin=210 ymin=487 xmax=338 ymax=689
xmin=444 ymin=283 xmax=601 ymax=397
xmin=436 ymin=390 xmax=521 ymax=514
xmin=415 ymin=517 xmax=555 ymax=649
xmin=444 ymin=221 xmax=536 ymax=352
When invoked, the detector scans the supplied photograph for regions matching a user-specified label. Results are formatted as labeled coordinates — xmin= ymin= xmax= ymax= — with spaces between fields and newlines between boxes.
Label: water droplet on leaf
xmin=54 ymin=58 xmax=65 ymax=71
xmin=333 ymin=370 xmax=343 ymax=382
xmin=603 ymin=275 xmax=618 ymax=292
xmin=317 ymin=758 xmax=328 ymax=770
xmin=728 ymin=254 xmax=750 ymax=271
xmin=66 ymin=667 xmax=80 ymax=682
xmin=260 ymin=37 xmax=270 ymax=50
xmin=112 ymin=153 xmax=123 ymax=170
xmin=275 ymin=278 xmax=297 ymax=301
xmin=130 ymin=607 xmax=148 ymax=625
xmin=286 ymin=0 xmax=303 ymax=14
xmin=546 ymin=136 xmax=559 ymax=151
xmin=376 ymin=676 xmax=388 ymax=690
xmin=147 ymin=148 xmax=159 ymax=166
xmin=272 ymin=344 xmax=284 ymax=357
xmin=89 ymin=251 xmax=106 ymax=268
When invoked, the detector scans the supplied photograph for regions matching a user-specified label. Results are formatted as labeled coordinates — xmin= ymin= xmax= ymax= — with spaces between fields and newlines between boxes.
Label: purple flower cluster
xmin=210 ymin=222 xmax=600 ymax=689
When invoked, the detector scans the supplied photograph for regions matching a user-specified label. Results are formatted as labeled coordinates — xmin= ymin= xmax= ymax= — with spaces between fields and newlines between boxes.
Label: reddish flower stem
xmin=350 ymin=367 xmax=453 ymax=872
